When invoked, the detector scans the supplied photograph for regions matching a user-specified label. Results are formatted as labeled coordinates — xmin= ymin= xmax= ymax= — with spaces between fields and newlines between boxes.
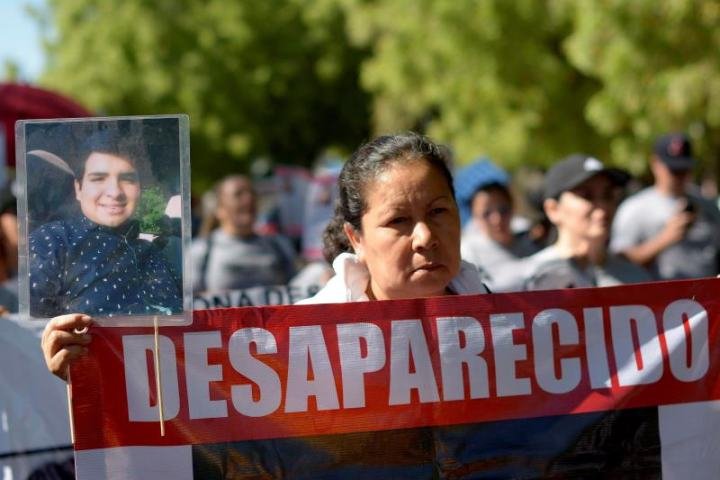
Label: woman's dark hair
xmin=322 ymin=132 xmax=455 ymax=263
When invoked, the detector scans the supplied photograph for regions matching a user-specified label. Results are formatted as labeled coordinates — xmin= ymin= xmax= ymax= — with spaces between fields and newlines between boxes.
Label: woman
xmin=523 ymin=153 xmax=652 ymax=290
xmin=193 ymin=133 xmax=491 ymax=479
xmin=298 ymin=132 xmax=490 ymax=305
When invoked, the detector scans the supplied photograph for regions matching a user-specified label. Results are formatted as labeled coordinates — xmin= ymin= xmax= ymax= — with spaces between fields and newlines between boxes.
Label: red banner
xmin=71 ymin=278 xmax=720 ymax=454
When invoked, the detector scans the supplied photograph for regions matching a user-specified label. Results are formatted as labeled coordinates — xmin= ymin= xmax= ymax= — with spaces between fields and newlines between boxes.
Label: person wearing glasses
xmin=460 ymin=180 xmax=539 ymax=291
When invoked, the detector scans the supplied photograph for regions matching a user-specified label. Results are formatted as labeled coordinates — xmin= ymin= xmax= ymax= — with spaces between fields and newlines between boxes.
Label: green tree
xmin=340 ymin=0 xmax=606 ymax=170
xmin=564 ymin=0 xmax=720 ymax=179
xmin=135 ymin=185 xmax=167 ymax=234
xmin=39 ymin=0 xmax=370 ymax=191
xmin=339 ymin=0 xmax=720 ymax=180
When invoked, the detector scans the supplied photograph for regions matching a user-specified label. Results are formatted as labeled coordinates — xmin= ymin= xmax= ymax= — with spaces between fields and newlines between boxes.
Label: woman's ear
xmin=343 ymin=222 xmax=363 ymax=261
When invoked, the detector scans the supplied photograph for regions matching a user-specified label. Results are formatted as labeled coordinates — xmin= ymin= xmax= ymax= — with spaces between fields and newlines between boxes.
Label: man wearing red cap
xmin=610 ymin=133 xmax=720 ymax=280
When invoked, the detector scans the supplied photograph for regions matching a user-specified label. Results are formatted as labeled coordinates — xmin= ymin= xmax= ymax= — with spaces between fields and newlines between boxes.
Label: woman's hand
xmin=41 ymin=314 xmax=93 ymax=381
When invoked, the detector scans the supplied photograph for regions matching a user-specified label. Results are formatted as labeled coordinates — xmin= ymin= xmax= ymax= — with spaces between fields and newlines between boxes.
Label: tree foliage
xmin=340 ymin=0 xmax=720 ymax=179
xmin=135 ymin=185 xmax=167 ymax=234
xmin=36 ymin=0 xmax=720 ymax=182
xmin=563 ymin=0 xmax=720 ymax=177
xmin=340 ymin=0 xmax=606 ymax=170
xmin=40 ymin=0 xmax=370 ymax=191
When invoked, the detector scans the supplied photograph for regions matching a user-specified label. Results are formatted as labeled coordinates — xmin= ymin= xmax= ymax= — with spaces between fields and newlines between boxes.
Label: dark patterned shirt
xmin=29 ymin=216 xmax=182 ymax=318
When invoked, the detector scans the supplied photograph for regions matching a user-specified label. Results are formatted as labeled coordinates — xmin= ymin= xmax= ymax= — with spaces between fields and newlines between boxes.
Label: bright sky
xmin=0 ymin=0 xmax=46 ymax=81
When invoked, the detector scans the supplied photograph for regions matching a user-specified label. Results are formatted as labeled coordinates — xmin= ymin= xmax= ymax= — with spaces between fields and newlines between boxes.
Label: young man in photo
xmin=28 ymin=130 xmax=182 ymax=318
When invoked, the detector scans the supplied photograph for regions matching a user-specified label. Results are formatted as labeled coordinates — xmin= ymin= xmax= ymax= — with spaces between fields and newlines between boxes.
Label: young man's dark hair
xmin=73 ymin=128 xmax=150 ymax=183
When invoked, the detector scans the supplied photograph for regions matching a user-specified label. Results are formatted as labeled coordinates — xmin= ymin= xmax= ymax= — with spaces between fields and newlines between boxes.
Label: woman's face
xmin=345 ymin=158 xmax=461 ymax=300
xmin=546 ymin=174 xmax=619 ymax=243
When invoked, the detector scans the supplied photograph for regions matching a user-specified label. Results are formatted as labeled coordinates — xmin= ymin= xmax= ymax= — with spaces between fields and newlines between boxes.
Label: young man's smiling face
xmin=74 ymin=152 xmax=141 ymax=227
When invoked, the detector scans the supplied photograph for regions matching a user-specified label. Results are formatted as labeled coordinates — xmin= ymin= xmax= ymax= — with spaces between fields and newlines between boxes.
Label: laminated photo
xmin=16 ymin=115 xmax=192 ymax=326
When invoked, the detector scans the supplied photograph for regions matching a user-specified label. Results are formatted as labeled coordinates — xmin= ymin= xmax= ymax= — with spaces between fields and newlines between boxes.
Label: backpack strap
xmin=265 ymin=235 xmax=296 ymax=283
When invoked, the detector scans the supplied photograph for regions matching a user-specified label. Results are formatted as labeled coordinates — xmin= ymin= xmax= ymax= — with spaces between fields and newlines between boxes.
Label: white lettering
xmin=123 ymin=335 xmax=180 ymax=422
xmin=229 ymin=328 xmax=282 ymax=417
xmin=532 ymin=309 xmax=580 ymax=394
xmin=185 ymin=331 xmax=227 ymax=419
xmin=436 ymin=316 xmax=489 ymax=401
xmin=490 ymin=313 xmax=531 ymax=397
xmin=610 ymin=305 xmax=663 ymax=387
xmin=663 ymin=299 xmax=709 ymax=382
xmin=583 ymin=307 xmax=612 ymax=389
xmin=285 ymin=326 xmax=340 ymax=412
xmin=389 ymin=320 xmax=440 ymax=405
xmin=337 ymin=323 xmax=386 ymax=409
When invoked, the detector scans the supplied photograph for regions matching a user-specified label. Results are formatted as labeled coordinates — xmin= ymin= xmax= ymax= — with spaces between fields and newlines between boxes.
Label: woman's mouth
xmin=414 ymin=263 xmax=443 ymax=272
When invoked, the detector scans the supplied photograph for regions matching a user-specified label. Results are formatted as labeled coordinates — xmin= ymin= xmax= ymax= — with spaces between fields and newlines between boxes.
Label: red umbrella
xmin=0 ymin=82 xmax=92 ymax=167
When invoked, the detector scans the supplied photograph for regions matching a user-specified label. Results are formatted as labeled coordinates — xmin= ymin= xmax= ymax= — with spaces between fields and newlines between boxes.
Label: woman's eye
xmin=431 ymin=207 xmax=448 ymax=215
xmin=388 ymin=217 xmax=407 ymax=226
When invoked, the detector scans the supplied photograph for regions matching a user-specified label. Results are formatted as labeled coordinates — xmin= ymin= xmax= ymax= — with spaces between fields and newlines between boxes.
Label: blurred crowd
xmin=0 ymin=131 xmax=717 ymax=315
xmin=186 ymin=131 xmax=720 ymax=303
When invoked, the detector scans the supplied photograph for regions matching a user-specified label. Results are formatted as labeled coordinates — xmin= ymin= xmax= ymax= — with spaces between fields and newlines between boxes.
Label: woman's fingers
xmin=48 ymin=345 xmax=89 ymax=381
xmin=45 ymin=328 xmax=91 ymax=354
xmin=43 ymin=313 xmax=92 ymax=336
xmin=41 ymin=314 xmax=93 ymax=381
xmin=42 ymin=314 xmax=91 ymax=357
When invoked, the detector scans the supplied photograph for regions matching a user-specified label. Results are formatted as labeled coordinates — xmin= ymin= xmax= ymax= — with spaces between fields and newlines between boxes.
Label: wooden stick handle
xmin=153 ymin=316 xmax=166 ymax=437
xmin=66 ymin=375 xmax=75 ymax=444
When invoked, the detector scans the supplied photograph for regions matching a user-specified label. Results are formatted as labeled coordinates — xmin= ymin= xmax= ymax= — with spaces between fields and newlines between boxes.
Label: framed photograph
xmin=16 ymin=115 xmax=192 ymax=326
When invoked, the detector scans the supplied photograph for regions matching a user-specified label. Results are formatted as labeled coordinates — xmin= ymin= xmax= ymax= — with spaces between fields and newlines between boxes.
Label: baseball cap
xmin=543 ymin=154 xmax=629 ymax=200
xmin=653 ymin=132 xmax=695 ymax=171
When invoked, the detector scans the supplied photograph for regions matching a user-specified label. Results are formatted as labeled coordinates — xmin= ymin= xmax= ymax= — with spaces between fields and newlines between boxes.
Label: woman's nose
xmin=412 ymin=221 xmax=438 ymax=251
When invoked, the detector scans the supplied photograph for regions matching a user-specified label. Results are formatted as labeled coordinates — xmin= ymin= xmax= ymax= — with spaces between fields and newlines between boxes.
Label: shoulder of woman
xmin=451 ymin=261 xmax=492 ymax=294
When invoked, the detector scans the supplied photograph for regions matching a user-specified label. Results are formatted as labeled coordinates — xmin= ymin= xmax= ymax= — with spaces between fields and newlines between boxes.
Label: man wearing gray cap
xmin=610 ymin=133 xmax=720 ymax=280
xmin=524 ymin=154 xmax=651 ymax=290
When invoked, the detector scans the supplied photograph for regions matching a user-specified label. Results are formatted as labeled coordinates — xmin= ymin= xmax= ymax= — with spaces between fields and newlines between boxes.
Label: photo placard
xmin=16 ymin=115 xmax=192 ymax=326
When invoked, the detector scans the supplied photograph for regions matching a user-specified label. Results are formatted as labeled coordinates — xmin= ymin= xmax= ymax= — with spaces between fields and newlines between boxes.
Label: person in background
xmin=0 ymin=181 xmax=18 ymax=313
xmin=288 ymin=160 xmax=342 ymax=293
xmin=524 ymin=154 xmax=651 ymax=290
xmin=255 ymin=165 xmax=310 ymax=252
xmin=611 ymin=132 xmax=720 ymax=280
xmin=190 ymin=174 xmax=297 ymax=294
xmin=460 ymin=180 xmax=539 ymax=291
